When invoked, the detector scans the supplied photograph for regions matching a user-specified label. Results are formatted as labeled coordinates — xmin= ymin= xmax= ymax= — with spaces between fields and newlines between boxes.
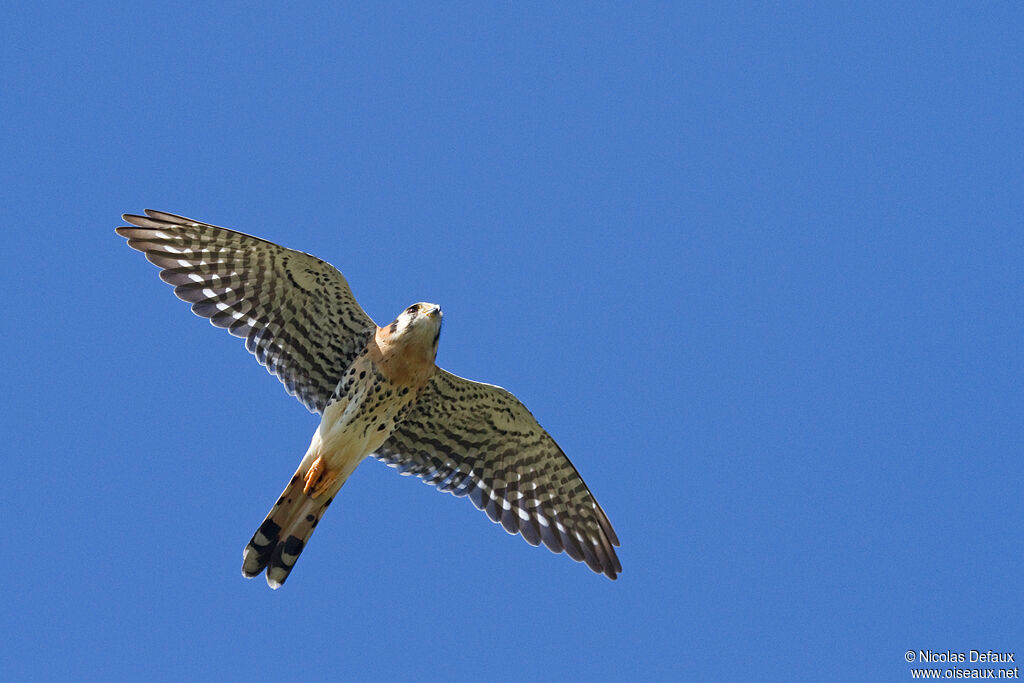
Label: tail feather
xmin=241 ymin=517 xmax=283 ymax=578
xmin=242 ymin=462 xmax=344 ymax=588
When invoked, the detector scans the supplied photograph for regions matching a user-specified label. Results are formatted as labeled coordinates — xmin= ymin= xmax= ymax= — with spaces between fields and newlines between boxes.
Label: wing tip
xmin=120 ymin=211 xmax=158 ymax=227
xmin=118 ymin=209 xmax=202 ymax=231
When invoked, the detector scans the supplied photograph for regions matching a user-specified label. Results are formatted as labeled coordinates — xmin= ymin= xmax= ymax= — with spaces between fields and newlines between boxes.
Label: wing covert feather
xmin=374 ymin=369 xmax=621 ymax=579
xmin=117 ymin=210 xmax=376 ymax=413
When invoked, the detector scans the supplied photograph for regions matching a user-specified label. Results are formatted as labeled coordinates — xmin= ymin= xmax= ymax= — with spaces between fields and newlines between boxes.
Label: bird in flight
xmin=117 ymin=210 xmax=621 ymax=587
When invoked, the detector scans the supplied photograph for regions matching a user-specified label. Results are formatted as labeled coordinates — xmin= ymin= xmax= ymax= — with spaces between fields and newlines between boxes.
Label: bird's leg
xmin=303 ymin=456 xmax=338 ymax=499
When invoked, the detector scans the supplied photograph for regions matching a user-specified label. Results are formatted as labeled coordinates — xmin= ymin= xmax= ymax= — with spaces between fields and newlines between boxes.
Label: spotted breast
xmin=242 ymin=305 xmax=441 ymax=587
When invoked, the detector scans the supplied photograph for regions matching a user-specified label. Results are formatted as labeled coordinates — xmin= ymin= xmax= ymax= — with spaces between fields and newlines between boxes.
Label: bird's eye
xmin=405 ymin=305 xmax=419 ymax=314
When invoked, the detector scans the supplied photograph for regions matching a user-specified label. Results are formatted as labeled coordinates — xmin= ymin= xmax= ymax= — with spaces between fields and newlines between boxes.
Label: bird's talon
xmin=303 ymin=457 xmax=337 ymax=498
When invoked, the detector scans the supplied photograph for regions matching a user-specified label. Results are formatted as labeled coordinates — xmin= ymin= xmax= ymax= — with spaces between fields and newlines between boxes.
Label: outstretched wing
xmin=374 ymin=368 xmax=621 ymax=579
xmin=117 ymin=210 xmax=377 ymax=414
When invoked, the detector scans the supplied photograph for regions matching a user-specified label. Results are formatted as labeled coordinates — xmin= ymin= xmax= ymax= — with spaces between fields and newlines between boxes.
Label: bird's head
xmin=385 ymin=302 xmax=443 ymax=356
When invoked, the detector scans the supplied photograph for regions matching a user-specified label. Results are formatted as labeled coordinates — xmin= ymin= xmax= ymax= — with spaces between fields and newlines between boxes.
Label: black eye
xmin=405 ymin=305 xmax=418 ymax=314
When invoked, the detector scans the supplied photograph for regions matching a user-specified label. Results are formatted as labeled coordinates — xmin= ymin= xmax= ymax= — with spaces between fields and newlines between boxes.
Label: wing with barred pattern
xmin=116 ymin=210 xmax=377 ymax=414
xmin=374 ymin=368 xmax=621 ymax=579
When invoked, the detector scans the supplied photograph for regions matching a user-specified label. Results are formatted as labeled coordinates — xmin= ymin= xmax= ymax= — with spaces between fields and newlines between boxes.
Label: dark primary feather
xmin=116 ymin=210 xmax=377 ymax=413
xmin=375 ymin=369 xmax=622 ymax=579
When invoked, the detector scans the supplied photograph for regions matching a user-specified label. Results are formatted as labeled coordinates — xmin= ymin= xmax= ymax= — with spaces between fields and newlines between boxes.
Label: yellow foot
xmin=303 ymin=456 xmax=339 ymax=498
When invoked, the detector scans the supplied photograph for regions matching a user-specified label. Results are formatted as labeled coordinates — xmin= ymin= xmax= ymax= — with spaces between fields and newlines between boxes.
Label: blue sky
xmin=2 ymin=3 xmax=1021 ymax=680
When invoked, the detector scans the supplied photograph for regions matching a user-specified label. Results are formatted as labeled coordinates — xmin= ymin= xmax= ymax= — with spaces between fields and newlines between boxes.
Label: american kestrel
xmin=117 ymin=210 xmax=621 ymax=587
